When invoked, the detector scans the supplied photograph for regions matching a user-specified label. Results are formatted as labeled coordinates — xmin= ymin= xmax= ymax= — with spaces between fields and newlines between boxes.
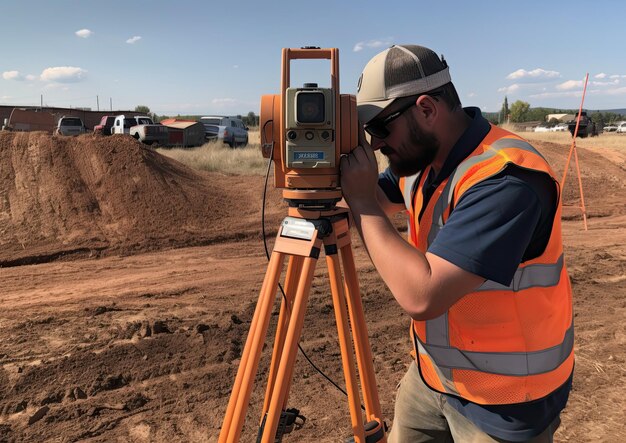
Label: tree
xmin=527 ymin=107 xmax=551 ymax=122
xmin=499 ymin=96 xmax=509 ymax=123
xmin=242 ymin=111 xmax=259 ymax=127
xmin=134 ymin=105 xmax=159 ymax=122
xmin=509 ymin=100 xmax=531 ymax=122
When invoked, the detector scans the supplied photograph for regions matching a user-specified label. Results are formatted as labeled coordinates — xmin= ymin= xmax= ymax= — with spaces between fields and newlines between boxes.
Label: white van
xmin=55 ymin=116 xmax=86 ymax=136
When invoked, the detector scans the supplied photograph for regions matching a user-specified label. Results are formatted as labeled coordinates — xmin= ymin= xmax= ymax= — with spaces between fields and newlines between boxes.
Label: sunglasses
xmin=363 ymin=93 xmax=441 ymax=139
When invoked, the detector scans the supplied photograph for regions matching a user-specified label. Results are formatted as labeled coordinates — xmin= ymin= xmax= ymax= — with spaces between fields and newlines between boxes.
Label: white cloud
xmin=26 ymin=74 xmax=36 ymax=81
xmin=2 ymin=70 xmax=24 ymax=80
xmin=40 ymin=66 xmax=87 ymax=83
xmin=497 ymin=84 xmax=520 ymax=94
xmin=592 ymin=79 xmax=620 ymax=87
xmin=467 ymin=92 xmax=477 ymax=98
xmin=506 ymin=68 xmax=561 ymax=81
xmin=353 ymin=38 xmax=393 ymax=52
xmin=126 ymin=36 xmax=142 ymax=44
xmin=595 ymin=73 xmax=607 ymax=79
xmin=605 ymin=86 xmax=626 ymax=95
xmin=75 ymin=29 xmax=93 ymax=38
xmin=531 ymin=85 xmax=626 ymax=99
xmin=610 ymin=74 xmax=620 ymax=79
xmin=556 ymin=80 xmax=583 ymax=91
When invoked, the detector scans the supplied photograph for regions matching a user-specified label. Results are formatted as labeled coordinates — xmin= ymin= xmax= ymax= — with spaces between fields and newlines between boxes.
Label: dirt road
xmin=1 ymin=132 xmax=625 ymax=442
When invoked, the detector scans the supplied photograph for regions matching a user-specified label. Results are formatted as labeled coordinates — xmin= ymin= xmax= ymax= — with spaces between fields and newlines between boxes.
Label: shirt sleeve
xmin=378 ymin=167 xmax=404 ymax=205
xmin=427 ymin=171 xmax=549 ymax=285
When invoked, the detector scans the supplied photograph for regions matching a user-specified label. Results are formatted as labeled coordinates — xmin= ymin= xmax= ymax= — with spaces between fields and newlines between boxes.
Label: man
xmin=339 ymin=45 xmax=574 ymax=442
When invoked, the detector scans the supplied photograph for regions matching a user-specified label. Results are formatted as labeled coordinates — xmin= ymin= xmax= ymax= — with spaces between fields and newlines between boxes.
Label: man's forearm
xmin=349 ymin=201 xmax=436 ymax=319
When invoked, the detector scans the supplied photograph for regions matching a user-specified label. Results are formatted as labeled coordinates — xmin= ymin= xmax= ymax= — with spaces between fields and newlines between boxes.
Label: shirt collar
xmin=429 ymin=107 xmax=491 ymax=186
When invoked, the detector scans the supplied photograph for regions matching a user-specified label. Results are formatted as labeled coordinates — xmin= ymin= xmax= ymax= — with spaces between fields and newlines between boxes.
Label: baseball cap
xmin=356 ymin=45 xmax=452 ymax=124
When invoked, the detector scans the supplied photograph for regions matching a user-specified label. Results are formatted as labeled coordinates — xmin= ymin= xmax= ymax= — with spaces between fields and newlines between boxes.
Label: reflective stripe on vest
xmin=418 ymin=320 xmax=574 ymax=376
xmin=427 ymin=138 xmax=546 ymax=246
xmin=402 ymin=172 xmax=421 ymax=211
xmin=477 ymin=254 xmax=564 ymax=292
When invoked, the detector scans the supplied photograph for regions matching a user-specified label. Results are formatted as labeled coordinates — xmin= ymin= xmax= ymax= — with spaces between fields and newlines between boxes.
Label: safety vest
xmin=398 ymin=125 xmax=574 ymax=405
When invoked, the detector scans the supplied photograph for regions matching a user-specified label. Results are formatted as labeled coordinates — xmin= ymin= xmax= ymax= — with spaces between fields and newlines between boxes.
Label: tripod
xmin=218 ymin=204 xmax=386 ymax=443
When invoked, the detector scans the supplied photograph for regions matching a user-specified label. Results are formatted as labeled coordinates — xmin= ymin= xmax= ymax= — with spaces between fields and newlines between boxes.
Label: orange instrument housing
xmin=260 ymin=47 xmax=357 ymax=202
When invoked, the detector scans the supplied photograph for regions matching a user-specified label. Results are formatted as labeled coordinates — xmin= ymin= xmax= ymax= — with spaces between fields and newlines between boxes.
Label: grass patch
xmin=501 ymin=124 xmax=626 ymax=150
xmin=157 ymin=130 xmax=269 ymax=175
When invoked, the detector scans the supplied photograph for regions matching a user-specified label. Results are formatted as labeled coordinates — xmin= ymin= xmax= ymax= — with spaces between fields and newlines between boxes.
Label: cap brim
xmin=357 ymin=98 xmax=395 ymax=125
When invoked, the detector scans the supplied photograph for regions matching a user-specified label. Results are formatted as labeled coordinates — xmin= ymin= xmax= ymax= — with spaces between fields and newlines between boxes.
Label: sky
xmin=1 ymin=0 xmax=625 ymax=117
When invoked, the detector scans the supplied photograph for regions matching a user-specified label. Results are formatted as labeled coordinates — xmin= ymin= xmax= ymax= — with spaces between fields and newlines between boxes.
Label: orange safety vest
xmin=398 ymin=125 xmax=574 ymax=405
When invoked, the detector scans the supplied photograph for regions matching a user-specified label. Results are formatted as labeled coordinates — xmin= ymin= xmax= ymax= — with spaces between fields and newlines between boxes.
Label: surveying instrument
xmin=218 ymin=47 xmax=387 ymax=442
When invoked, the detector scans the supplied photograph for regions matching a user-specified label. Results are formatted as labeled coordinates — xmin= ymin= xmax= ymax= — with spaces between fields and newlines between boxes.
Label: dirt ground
xmin=0 ymin=131 xmax=624 ymax=442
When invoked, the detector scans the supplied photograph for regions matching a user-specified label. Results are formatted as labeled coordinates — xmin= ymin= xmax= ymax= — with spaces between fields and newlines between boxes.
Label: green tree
xmin=134 ymin=105 xmax=159 ymax=122
xmin=499 ymin=96 xmax=509 ymax=123
xmin=509 ymin=100 xmax=531 ymax=122
xmin=527 ymin=107 xmax=551 ymax=122
xmin=242 ymin=111 xmax=259 ymax=127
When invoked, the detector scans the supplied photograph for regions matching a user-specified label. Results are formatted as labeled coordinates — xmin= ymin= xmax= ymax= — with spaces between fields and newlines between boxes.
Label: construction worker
xmin=339 ymin=45 xmax=574 ymax=442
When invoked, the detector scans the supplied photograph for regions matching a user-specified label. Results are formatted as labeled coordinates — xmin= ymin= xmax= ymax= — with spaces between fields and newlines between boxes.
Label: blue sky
xmin=1 ymin=0 xmax=625 ymax=116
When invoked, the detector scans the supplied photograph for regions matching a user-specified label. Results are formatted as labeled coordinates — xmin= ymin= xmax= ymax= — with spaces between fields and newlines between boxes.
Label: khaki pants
xmin=388 ymin=362 xmax=560 ymax=443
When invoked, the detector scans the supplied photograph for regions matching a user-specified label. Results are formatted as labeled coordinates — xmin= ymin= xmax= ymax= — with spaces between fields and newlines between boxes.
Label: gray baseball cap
xmin=356 ymin=45 xmax=452 ymax=124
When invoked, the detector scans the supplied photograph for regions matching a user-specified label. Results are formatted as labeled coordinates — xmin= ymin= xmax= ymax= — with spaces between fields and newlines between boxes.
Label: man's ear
xmin=415 ymin=95 xmax=439 ymax=127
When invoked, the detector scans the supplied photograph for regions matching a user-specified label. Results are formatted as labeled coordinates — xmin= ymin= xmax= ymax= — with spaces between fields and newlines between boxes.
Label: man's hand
xmin=339 ymin=126 xmax=379 ymax=211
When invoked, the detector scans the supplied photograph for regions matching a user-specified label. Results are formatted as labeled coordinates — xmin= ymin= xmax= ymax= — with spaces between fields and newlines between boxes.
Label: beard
xmin=383 ymin=118 xmax=439 ymax=177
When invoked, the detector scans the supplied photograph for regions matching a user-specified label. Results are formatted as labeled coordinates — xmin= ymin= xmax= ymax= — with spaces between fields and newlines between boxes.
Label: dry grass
xmin=157 ymin=130 xmax=268 ymax=175
xmin=158 ymin=129 xmax=391 ymax=175
xmin=501 ymin=124 xmax=626 ymax=151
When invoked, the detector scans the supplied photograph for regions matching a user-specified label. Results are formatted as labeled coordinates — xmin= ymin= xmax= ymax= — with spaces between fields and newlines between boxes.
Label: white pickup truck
xmin=111 ymin=115 xmax=168 ymax=145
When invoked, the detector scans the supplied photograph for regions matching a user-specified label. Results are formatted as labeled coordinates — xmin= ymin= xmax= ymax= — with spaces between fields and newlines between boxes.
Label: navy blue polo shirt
xmin=378 ymin=107 xmax=572 ymax=441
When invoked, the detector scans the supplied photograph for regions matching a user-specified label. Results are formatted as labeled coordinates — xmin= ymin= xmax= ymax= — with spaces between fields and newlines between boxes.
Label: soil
xmin=0 ymin=131 xmax=624 ymax=442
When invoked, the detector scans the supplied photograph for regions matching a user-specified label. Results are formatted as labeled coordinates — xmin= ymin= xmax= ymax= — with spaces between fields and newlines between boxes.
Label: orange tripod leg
xmin=326 ymin=248 xmax=367 ymax=442
xmin=218 ymin=250 xmax=285 ymax=443
xmin=261 ymin=255 xmax=303 ymax=418
xmin=259 ymin=254 xmax=318 ymax=443
xmin=341 ymin=241 xmax=385 ymax=435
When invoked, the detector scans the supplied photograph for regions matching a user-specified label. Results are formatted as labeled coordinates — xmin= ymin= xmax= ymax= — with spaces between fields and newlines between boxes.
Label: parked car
xmin=617 ymin=122 xmax=626 ymax=133
xmin=603 ymin=123 xmax=618 ymax=133
xmin=93 ymin=115 xmax=115 ymax=135
xmin=55 ymin=116 xmax=86 ymax=136
xmin=550 ymin=123 xmax=568 ymax=132
xmin=534 ymin=125 xmax=550 ymax=133
xmin=111 ymin=115 xmax=168 ymax=145
xmin=200 ymin=116 xmax=249 ymax=147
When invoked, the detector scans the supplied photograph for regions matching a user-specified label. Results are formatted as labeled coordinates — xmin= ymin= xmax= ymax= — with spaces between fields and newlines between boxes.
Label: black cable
xmin=259 ymin=120 xmax=364 ymax=411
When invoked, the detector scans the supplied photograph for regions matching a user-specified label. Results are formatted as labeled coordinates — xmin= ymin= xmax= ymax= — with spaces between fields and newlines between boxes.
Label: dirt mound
xmin=0 ymin=132 xmax=282 ymax=266
xmin=532 ymin=140 xmax=626 ymax=219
